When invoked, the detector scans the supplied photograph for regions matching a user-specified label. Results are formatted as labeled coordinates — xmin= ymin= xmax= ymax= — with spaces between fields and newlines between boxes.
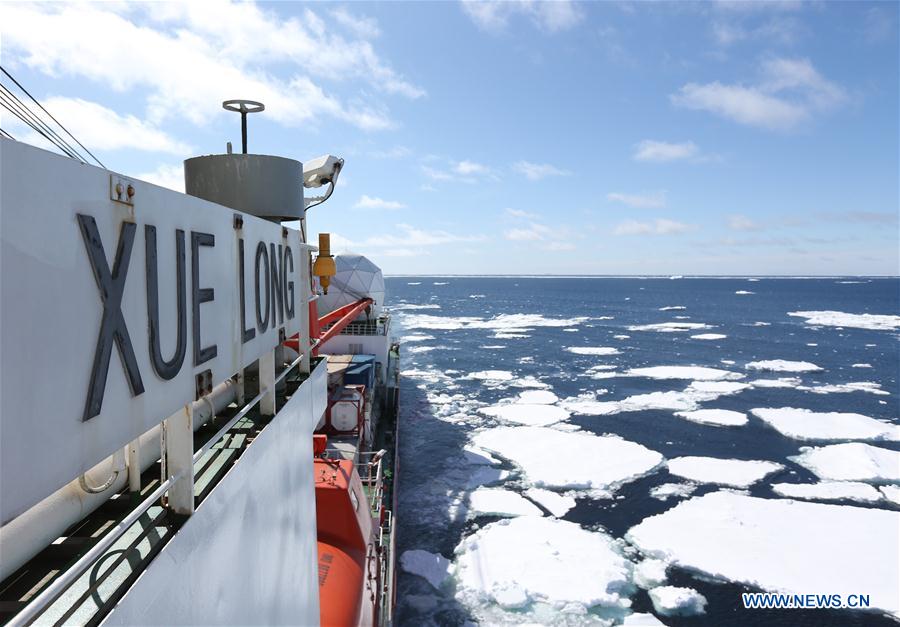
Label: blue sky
xmin=1 ymin=1 xmax=897 ymax=275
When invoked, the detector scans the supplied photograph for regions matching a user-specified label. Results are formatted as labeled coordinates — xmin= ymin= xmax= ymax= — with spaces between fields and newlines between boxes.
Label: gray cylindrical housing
xmin=184 ymin=154 xmax=303 ymax=221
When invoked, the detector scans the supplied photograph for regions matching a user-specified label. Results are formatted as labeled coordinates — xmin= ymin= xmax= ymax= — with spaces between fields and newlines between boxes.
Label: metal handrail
xmin=11 ymin=355 xmax=306 ymax=626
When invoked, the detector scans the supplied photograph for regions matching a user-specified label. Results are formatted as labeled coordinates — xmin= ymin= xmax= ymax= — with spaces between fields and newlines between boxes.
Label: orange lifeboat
xmin=314 ymin=435 xmax=375 ymax=626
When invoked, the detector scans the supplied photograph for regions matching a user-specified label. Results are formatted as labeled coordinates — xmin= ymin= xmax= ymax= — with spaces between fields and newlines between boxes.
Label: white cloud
xmin=455 ymin=160 xmax=489 ymax=176
xmin=671 ymin=57 xmax=846 ymax=131
xmin=613 ymin=219 xmax=694 ymax=236
xmin=503 ymin=221 xmax=574 ymax=251
xmin=513 ymin=160 xmax=571 ymax=180
xmin=0 ymin=1 xmax=423 ymax=135
xmin=137 ymin=163 xmax=185 ymax=192
xmin=331 ymin=7 xmax=381 ymax=39
xmin=607 ymin=191 xmax=667 ymax=209
xmin=353 ymin=195 xmax=406 ymax=210
xmin=365 ymin=223 xmax=486 ymax=248
xmin=9 ymin=97 xmax=192 ymax=156
xmin=633 ymin=140 xmax=699 ymax=162
xmin=504 ymin=208 xmax=538 ymax=219
xmin=461 ymin=0 xmax=583 ymax=33
xmin=423 ymin=159 xmax=494 ymax=183
xmin=728 ymin=214 xmax=762 ymax=231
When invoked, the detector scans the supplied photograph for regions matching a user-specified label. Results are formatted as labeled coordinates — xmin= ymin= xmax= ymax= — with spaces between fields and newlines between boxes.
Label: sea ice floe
xmin=798 ymin=381 xmax=889 ymax=396
xmin=649 ymin=483 xmax=697 ymax=501
xmin=667 ymin=456 xmax=783 ymax=487
xmin=454 ymin=516 xmax=633 ymax=614
xmin=686 ymin=380 xmax=750 ymax=397
xmin=745 ymin=359 xmax=823 ymax=373
xmin=748 ymin=377 xmax=802 ymax=388
xmin=659 ymin=306 xmax=686 ymax=311
xmin=401 ymin=333 xmax=436 ymax=342
xmin=565 ymin=346 xmax=621 ymax=356
xmin=788 ymin=310 xmax=900 ymax=331
xmin=400 ymin=549 xmax=452 ymax=589
xmin=633 ymin=559 xmax=668 ymax=589
xmin=690 ymin=333 xmax=727 ymax=340
xmin=674 ymin=409 xmax=748 ymax=427
xmin=463 ymin=370 xmax=514 ymax=383
xmin=469 ymin=488 xmax=543 ymax=518
xmin=623 ymin=612 xmax=666 ymax=625
xmin=479 ymin=403 xmax=570 ymax=427
xmin=880 ymin=485 xmax=900 ymax=505
xmin=735 ymin=290 xmax=754 ymax=295
xmin=508 ymin=375 xmax=551 ymax=389
xmin=473 ymin=426 xmax=664 ymax=494
xmin=406 ymin=281 xmax=421 ymax=285
xmin=516 ymin=389 xmax=559 ymax=404
xmin=524 ymin=488 xmax=576 ymax=517
xmin=750 ymin=407 xmax=900 ymax=441
xmin=852 ymin=363 xmax=872 ymax=368
xmin=466 ymin=466 xmax=511 ymax=489
xmin=492 ymin=332 xmax=530 ymax=339
xmin=463 ymin=445 xmax=501 ymax=466
xmin=627 ymin=322 xmax=711 ymax=332
xmin=771 ymin=481 xmax=884 ymax=503
xmin=627 ymin=491 xmax=900 ymax=618
xmin=791 ymin=442 xmax=900 ymax=482
xmin=392 ymin=303 xmax=441 ymax=311
xmin=479 ymin=344 xmax=506 ymax=349
xmin=648 ymin=586 xmax=707 ymax=616
xmin=625 ymin=366 xmax=744 ymax=381
xmin=614 ymin=334 xmax=631 ymax=339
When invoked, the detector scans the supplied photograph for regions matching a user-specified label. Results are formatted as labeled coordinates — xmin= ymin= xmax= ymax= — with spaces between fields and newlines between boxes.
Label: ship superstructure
xmin=0 ymin=100 xmax=398 ymax=626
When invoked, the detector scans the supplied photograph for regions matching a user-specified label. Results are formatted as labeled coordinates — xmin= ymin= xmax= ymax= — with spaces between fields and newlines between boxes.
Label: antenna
xmin=222 ymin=100 xmax=265 ymax=154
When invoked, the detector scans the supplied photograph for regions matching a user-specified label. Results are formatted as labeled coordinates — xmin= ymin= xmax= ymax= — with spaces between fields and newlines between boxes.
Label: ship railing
xmin=8 ymin=355 xmax=309 ymax=627
xmin=355 ymin=450 xmax=386 ymax=517
xmin=378 ymin=509 xmax=394 ymax=624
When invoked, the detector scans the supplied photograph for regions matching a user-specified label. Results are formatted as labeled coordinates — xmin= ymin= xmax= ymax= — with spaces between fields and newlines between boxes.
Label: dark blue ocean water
xmin=389 ymin=277 xmax=899 ymax=627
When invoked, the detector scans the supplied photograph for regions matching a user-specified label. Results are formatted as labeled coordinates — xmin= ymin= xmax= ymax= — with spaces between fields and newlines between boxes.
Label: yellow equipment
xmin=313 ymin=232 xmax=336 ymax=294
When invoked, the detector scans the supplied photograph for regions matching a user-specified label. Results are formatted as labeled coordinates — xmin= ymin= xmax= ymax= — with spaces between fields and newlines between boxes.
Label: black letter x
xmin=78 ymin=215 xmax=145 ymax=421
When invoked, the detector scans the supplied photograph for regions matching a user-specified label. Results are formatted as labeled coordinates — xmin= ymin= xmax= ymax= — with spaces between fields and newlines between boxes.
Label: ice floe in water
xmin=469 ymin=488 xmax=542 ymax=517
xmin=401 ymin=333 xmax=435 ymax=342
xmin=627 ymin=322 xmax=711 ymax=332
xmin=400 ymin=550 xmax=452 ymax=589
xmin=454 ymin=516 xmax=632 ymax=617
xmin=565 ymin=346 xmax=621 ymax=356
xmin=479 ymin=403 xmax=570 ymax=427
xmin=881 ymin=485 xmax=900 ymax=505
xmin=649 ymin=483 xmax=697 ymax=501
xmin=516 ymin=389 xmax=559 ymax=404
xmin=674 ymin=409 xmax=748 ymax=427
xmin=659 ymin=305 xmax=686 ymax=311
xmin=852 ymin=362 xmax=873 ymax=368
xmin=750 ymin=407 xmax=900 ymax=441
xmin=667 ymin=457 xmax=783 ymax=487
xmin=623 ymin=612 xmax=667 ymax=625
xmin=463 ymin=370 xmax=514 ymax=383
xmin=735 ymin=290 xmax=755 ymax=295
xmin=648 ymin=586 xmax=707 ymax=616
xmin=524 ymin=488 xmax=576 ymax=517
xmin=392 ymin=303 xmax=441 ymax=311
xmin=690 ymin=333 xmax=727 ymax=340
xmin=633 ymin=558 xmax=668 ymax=589
xmin=749 ymin=377 xmax=801 ymax=388
xmin=473 ymin=426 xmax=663 ymax=494
xmin=791 ymin=442 xmax=900 ymax=482
xmin=627 ymin=491 xmax=900 ymax=618
xmin=798 ymin=381 xmax=889 ymax=395
xmin=463 ymin=445 xmax=501 ymax=466
xmin=626 ymin=366 xmax=743 ymax=381
xmin=771 ymin=481 xmax=884 ymax=503
xmin=746 ymin=359 xmax=823 ymax=372
xmin=788 ymin=310 xmax=900 ymax=331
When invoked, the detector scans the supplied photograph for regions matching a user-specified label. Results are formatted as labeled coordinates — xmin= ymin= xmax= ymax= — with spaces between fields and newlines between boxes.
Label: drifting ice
xmin=666 ymin=456 xmax=783 ymax=487
xmin=454 ymin=517 xmax=633 ymax=614
xmin=473 ymin=426 xmax=663 ymax=493
xmin=745 ymin=360 xmax=823 ymax=373
xmin=648 ymin=586 xmax=707 ymax=616
xmin=674 ymin=409 xmax=748 ymax=427
xmin=791 ymin=442 xmax=900 ymax=482
xmin=627 ymin=492 xmax=900 ymax=618
xmin=750 ymin=407 xmax=900 ymax=441
xmin=469 ymin=488 xmax=542 ymax=518
xmin=771 ymin=481 xmax=884 ymax=503
xmin=400 ymin=550 xmax=452 ymax=590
